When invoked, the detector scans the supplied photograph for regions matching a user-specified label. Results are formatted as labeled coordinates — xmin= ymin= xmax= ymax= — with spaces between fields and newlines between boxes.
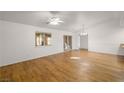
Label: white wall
xmin=0 ymin=21 xmax=2 ymax=63
xmin=0 ymin=20 xmax=77 ymax=67
xmin=87 ymin=18 xmax=124 ymax=55
xmin=80 ymin=35 xmax=88 ymax=49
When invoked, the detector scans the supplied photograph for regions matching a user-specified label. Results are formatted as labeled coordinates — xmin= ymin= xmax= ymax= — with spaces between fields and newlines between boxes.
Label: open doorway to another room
xmin=63 ymin=35 xmax=72 ymax=51
xmin=80 ymin=35 xmax=88 ymax=51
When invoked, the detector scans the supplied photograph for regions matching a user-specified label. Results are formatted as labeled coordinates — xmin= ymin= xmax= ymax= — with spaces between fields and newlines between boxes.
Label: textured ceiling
xmin=0 ymin=11 xmax=124 ymax=32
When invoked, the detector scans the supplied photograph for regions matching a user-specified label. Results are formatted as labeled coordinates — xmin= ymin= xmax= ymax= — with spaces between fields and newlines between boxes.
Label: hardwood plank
xmin=0 ymin=50 xmax=124 ymax=82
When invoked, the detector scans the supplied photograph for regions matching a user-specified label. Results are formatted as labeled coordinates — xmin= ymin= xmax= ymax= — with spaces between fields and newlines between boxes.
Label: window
xmin=35 ymin=32 xmax=51 ymax=46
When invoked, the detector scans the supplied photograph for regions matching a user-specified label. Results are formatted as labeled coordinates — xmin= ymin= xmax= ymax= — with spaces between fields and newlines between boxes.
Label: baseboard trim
xmin=0 ymin=49 xmax=77 ymax=68
xmin=1 ymin=49 xmax=123 ymax=68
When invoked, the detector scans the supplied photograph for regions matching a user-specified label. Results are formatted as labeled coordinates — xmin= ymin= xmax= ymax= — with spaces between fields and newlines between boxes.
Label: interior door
xmin=64 ymin=35 xmax=72 ymax=51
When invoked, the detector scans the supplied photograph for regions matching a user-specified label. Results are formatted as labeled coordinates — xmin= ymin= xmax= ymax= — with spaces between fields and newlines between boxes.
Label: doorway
xmin=80 ymin=35 xmax=88 ymax=50
xmin=63 ymin=35 xmax=72 ymax=51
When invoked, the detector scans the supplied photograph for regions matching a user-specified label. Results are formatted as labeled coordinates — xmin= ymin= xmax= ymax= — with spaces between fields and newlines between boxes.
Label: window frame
xmin=35 ymin=32 xmax=52 ymax=47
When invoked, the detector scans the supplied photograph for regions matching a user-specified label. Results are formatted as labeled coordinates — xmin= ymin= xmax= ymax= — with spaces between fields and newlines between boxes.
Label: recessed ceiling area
xmin=0 ymin=11 xmax=124 ymax=31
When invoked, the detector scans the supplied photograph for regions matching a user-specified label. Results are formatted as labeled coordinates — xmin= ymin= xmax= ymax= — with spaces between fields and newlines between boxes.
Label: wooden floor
xmin=0 ymin=50 xmax=124 ymax=82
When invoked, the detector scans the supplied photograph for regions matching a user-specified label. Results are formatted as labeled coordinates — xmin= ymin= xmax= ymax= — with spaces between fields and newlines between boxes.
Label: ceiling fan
xmin=47 ymin=17 xmax=64 ymax=25
xmin=46 ymin=11 xmax=64 ymax=25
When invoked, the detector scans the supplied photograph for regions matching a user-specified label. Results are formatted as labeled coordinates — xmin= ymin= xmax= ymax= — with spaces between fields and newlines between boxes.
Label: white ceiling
xmin=0 ymin=11 xmax=124 ymax=32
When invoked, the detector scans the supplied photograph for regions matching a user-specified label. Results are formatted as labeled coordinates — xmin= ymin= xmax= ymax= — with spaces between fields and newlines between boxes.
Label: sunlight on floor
xmin=70 ymin=57 xmax=81 ymax=59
